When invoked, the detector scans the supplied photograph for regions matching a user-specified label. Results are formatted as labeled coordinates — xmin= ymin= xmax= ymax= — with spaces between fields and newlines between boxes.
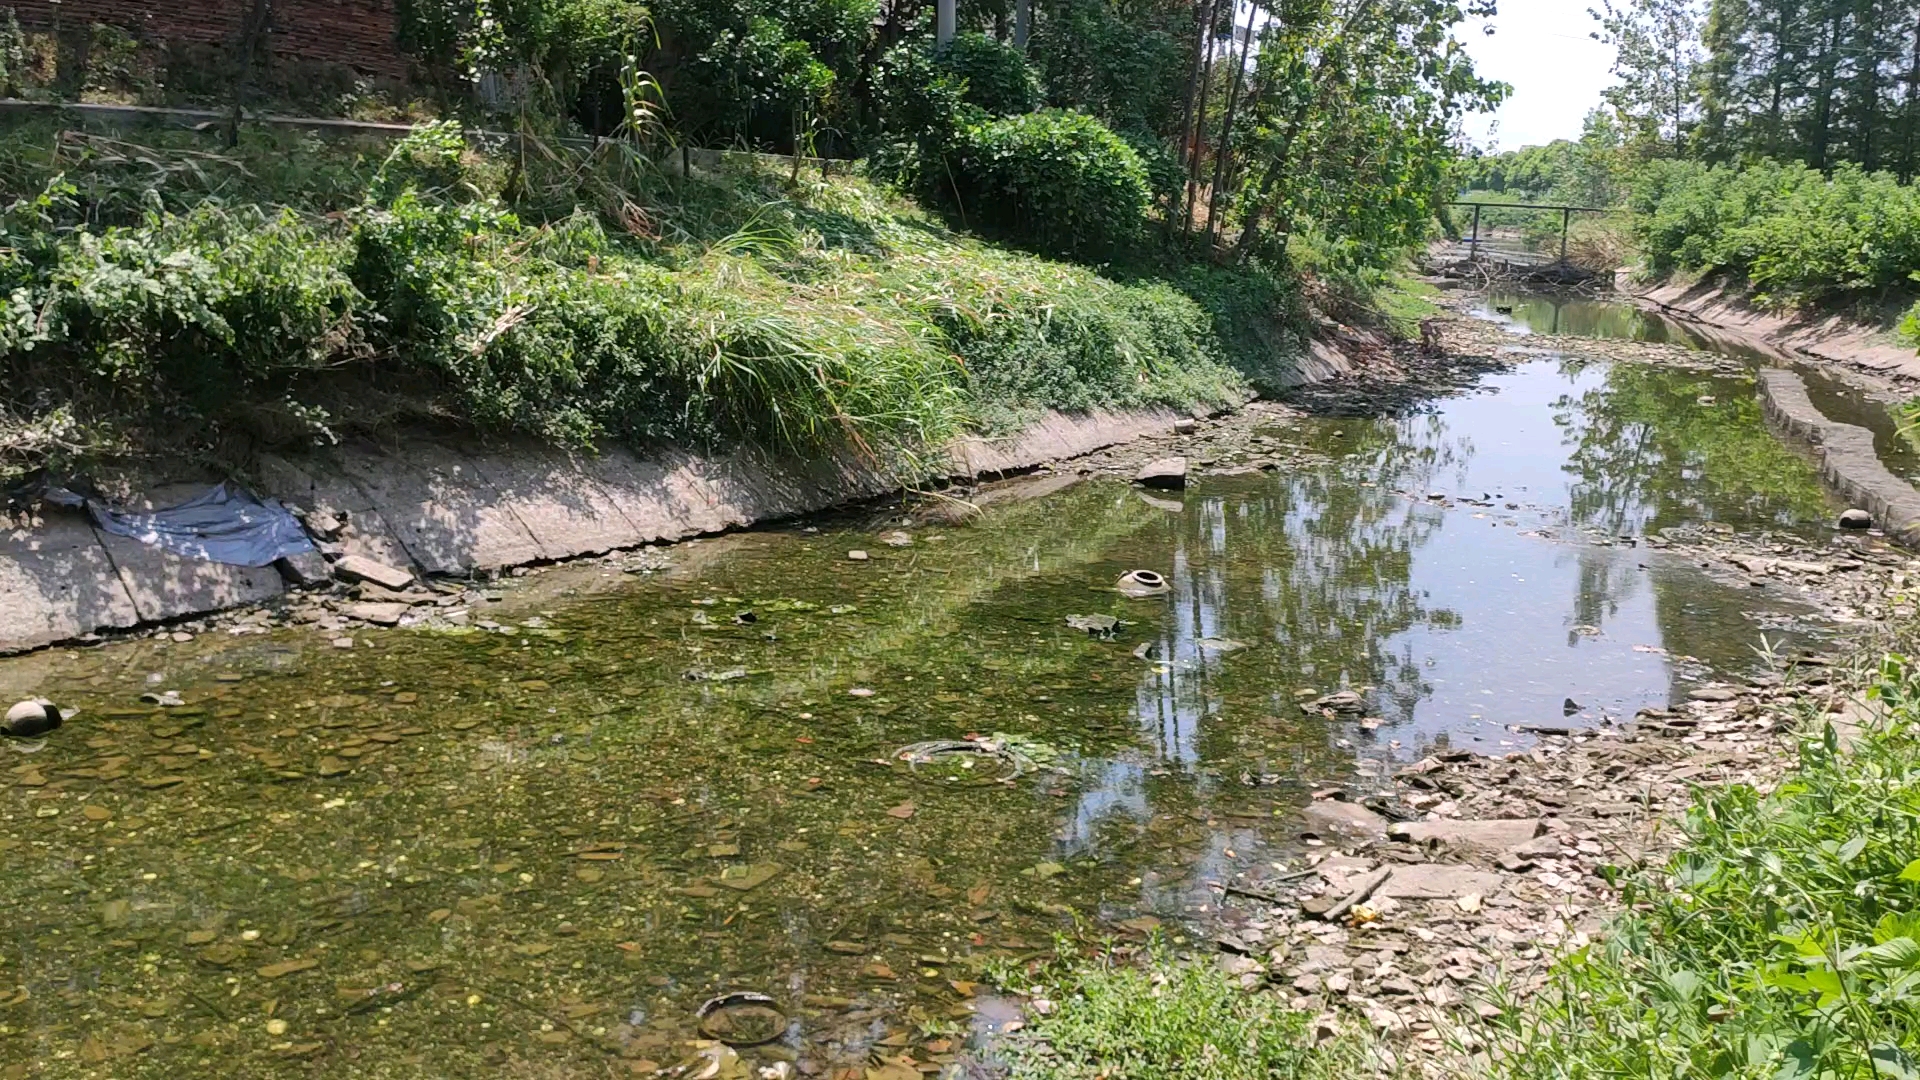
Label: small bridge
xmin=1438 ymin=201 xmax=1607 ymax=280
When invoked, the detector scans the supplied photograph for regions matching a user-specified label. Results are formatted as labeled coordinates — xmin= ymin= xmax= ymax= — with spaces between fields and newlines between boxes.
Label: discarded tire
xmin=697 ymin=992 xmax=788 ymax=1046
xmin=1116 ymin=569 xmax=1170 ymax=597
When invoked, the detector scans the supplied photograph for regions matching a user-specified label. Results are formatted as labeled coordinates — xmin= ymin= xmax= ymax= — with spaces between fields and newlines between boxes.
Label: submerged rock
xmin=3 ymin=699 xmax=62 ymax=738
xmin=1300 ymin=799 xmax=1388 ymax=845
xmin=1838 ymin=508 xmax=1873 ymax=530
xmin=1134 ymin=457 xmax=1188 ymax=490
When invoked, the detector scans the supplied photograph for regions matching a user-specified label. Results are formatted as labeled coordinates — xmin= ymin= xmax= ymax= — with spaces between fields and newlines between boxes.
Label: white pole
xmin=1014 ymin=0 xmax=1030 ymax=47
xmin=937 ymin=0 xmax=956 ymax=46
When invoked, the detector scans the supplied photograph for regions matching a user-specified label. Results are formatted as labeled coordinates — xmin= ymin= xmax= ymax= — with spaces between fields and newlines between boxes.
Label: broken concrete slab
xmin=95 ymin=529 xmax=283 ymax=624
xmin=1388 ymin=819 xmax=1545 ymax=855
xmin=463 ymin=448 xmax=643 ymax=560
xmin=329 ymin=442 xmax=543 ymax=574
xmin=1300 ymin=800 xmax=1389 ymax=845
xmin=0 ymin=512 xmax=141 ymax=653
xmin=332 ymin=555 xmax=415 ymax=591
xmin=1134 ymin=456 xmax=1189 ymax=490
xmin=342 ymin=601 xmax=408 ymax=626
xmin=275 ymin=551 xmax=332 ymax=588
xmin=1376 ymin=864 xmax=1507 ymax=900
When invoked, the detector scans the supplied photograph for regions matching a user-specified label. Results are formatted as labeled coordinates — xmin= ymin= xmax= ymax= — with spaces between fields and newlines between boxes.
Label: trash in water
xmin=3 ymin=699 xmax=62 ymax=738
xmin=1065 ymin=614 xmax=1120 ymax=639
xmin=1116 ymin=570 xmax=1170 ymax=597
xmin=696 ymin=992 xmax=788 ymax=1046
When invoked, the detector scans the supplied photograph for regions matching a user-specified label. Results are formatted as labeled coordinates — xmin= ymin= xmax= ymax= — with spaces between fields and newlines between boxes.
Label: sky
xmin=1457 ymin=0 xmax=1621 ymax=151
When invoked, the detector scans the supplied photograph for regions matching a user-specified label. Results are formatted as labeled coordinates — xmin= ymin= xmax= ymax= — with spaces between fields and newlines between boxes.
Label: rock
xmin=1839 ymin=508 xmax=1873 ymax=530
xmin=1562 ymin=697 xmax=1581 ymax=715
xmin=1687 ymin=686 xmax=1738 ymax=702
xmin=1388 ymin=819 xmax=1545 ymax=855
xmin=1300 ymin=799 xmax=1389 ymax=845
xmin=1505 ymin=833 xmax=1567 ymax=858
xmin=1311 ymin=690 xmax=1366 ymax=714
xmin=1173 ymin=419 xmax=1198 ymax=435
xmin=1065 ymin=614 xmax=1119 ymax=638
xmin=344 ymin=602 xmax=409 ymax=626
xmin=846 ymin=550 xmax=870 ymax=562
xmin=3 ymin=699 xmax=62 ymax=738
xmin=275 ymin=551 xmax=333 ymax=588
xmin=1376 ymin=864 xmax=1506 ymax=900
xmin=332 ymin=555 xmax=414 ymax=591
xmin=878 ymin=530 xmax=913 ymax=548
xmin=302 ymin=509 xmax=345 ymax=540
xmin=1134 ymin=457 xmax=1188 ymax=490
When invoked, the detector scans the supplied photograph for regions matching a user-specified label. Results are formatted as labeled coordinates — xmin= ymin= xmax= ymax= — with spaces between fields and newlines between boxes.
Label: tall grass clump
xmin=1463 ymin=652 xmax=1920 ymax=1080
xmin=1630 ymin=159 xmax=1920 ymax=310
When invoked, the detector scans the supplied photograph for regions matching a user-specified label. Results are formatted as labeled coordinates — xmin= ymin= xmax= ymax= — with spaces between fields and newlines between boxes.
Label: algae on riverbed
xmin=0 ymin=357 xmax=1847 ymax=1077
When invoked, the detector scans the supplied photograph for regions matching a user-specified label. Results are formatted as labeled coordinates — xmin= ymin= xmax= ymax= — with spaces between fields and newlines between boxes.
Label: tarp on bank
xmin=42 ymin=483 xmax=314 ymax=568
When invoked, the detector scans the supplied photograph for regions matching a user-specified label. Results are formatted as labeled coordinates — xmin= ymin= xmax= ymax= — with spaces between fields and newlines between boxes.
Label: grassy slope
xmin=0 ymin=117 xmax=1307 ymax=483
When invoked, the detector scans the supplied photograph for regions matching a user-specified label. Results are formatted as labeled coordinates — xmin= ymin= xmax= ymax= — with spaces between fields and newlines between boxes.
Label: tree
xmin=1590 ymin=0 xmax=1707 ymax=156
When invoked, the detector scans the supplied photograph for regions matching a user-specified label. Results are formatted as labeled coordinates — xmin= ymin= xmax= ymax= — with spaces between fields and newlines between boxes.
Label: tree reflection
xmin=1551 ymin=360 xmax=1830 ymax=535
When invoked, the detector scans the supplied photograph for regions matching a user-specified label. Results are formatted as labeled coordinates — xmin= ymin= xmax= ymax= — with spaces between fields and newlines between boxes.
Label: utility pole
xmin=1015 ymin=0 xmax=1031 ymax=48
xmin=937 ymin=0 xmax=956 ymax=46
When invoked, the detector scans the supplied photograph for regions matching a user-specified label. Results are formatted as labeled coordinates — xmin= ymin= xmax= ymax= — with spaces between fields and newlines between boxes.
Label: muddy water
xmin=0 ymin=359 xmax=1841 ymax=1077
xmin=1480 ymin=287 xmax=1920 ymax=482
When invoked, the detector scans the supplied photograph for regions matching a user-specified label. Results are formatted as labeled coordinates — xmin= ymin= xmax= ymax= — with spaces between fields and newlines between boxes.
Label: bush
xmin=1629 ymin=158 xmax=1920 ymax=308
xmin=935 ymin=33 xmax=1042 ymax=116
xmin=944 ymin=109 xmax=1149 ymax=257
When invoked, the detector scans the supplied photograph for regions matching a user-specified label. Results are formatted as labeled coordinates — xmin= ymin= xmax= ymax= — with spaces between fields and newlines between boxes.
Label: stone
xmin=1505 ymin=833 xmax=1567 ymax=858
xmin=1300 ymin=799 xmax=1389 ymax=845
xmin=1687 ymin=687 xmax=1738 ymax=702
xmin=332 ymin=555 xmax=415 ymax=592
xmin=847 ymin=550 xmax=870 ymax=562
xmin=3 ymin=699 xmax=61 ymax=737
xmin=1839 ymin=508 xmax=1873 ymax=530
xmin=1172 ymin=419 xmax=1198 ymax=435
xmin=1312 ymin=690 xmax=1366 ymax=714
xmin=344 ymin=602 xmax=409 ymax=626
xmin=1376 ymin=864 xmax=1506 ymax=900
xmin=1134 ymin=457 xmax=1188 ymax=490
xmin=275 ymin=551 xmax=333 ymax=588
xmin=303 ymin=509 xmax=345 ymax=540
xmin=0 ymin=510 xmax=140 ymax=652
xmin=1388 ymin=819 xmax=1544 ymax=855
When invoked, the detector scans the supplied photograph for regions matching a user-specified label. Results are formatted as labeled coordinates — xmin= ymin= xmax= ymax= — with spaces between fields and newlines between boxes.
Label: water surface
xmin=0 ymin=358 xmax=1840 ymax=1077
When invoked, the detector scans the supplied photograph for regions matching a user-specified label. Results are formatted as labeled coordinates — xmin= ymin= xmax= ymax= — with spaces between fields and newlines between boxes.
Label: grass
xmin=1005 ymin=644 xmax=1920 ymax=1080
xmin=0 ymin=114 xmax=1298 ymax=483
xmin=1000 ymin=943 xmax=1382 ymax=1080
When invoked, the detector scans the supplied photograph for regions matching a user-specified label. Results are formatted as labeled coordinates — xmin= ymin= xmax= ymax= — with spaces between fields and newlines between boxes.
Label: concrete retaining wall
xmin=1756 ymin=368 xmax=1920 ymax=546
xmin=0 ymin=407 xmax=1190 ymax=654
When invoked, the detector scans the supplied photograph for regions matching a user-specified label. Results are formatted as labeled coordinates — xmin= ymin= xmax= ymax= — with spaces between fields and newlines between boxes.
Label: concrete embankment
xmin=0 ymin=407 xmax=1194 ymax=654
xmin=1636 ymin=280 xmax=1920 ymax=385
xmin=1756 ymin=367 xmax=1920 ymax=546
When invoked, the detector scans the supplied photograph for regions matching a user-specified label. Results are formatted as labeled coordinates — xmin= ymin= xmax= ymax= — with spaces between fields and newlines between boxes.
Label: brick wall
xmin=8 ymin=0 xmax=408 ymax=79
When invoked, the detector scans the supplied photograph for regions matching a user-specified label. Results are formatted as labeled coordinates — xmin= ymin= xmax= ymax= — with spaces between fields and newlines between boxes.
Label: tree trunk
xmin=1204 ymin=0 xmax=1261 ymax=248
xmin=1809 ymin=3 xmax=1845 ymax=170
xmin=1167 ymin=0 xmax=1218 ymax=240
xmin=1182 ymin=0 xmax=1223 ymax=239
xmin=1903 ymin=11 xmax=1920 ymax=181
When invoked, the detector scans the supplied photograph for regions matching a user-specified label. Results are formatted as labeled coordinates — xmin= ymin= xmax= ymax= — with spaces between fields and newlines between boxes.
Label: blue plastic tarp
xmin=43 ymin=482 xmax=314 ymax=568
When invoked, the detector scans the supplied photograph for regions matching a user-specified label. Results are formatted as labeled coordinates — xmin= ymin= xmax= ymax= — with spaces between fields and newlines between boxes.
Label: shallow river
xmin=0 ymin=350 xmax=1850 ymax=1077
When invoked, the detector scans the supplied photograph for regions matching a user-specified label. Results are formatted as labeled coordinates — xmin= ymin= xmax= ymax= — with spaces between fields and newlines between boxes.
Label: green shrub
xmin=946 ymin=109 xmax=1149 ymax=257
xmin=1629 ymin=158 xmax=1920 ymax=307
xmin=2 ymin=198 xmax=359 ymax=412
xmin=935 ymin=32 xmax=1042 ymax=116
